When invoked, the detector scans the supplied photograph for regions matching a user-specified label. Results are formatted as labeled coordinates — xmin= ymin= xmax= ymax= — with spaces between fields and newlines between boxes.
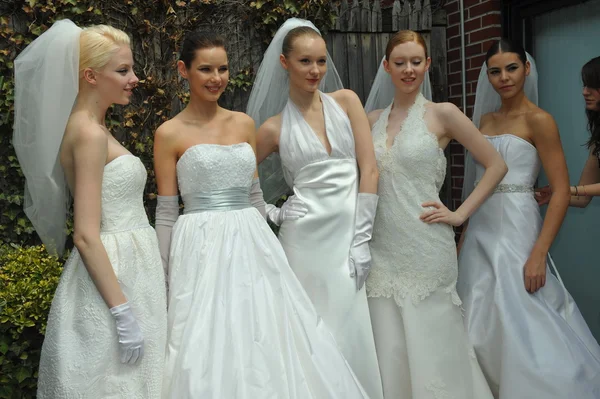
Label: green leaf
xmin=15 ymin=366 xmax=30 ymax=383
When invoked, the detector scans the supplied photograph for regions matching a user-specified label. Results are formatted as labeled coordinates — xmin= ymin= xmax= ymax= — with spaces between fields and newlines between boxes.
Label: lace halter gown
xmin=162 ymin=142 xmax=370 ymax=398
xmin=367 ymin=93 xmax=493 ymax=398
xmin=276 ymin=92 xmax=384 ymax=399
xmin=458 ymin=134 xmax=600 ymax=398
xmin=37 ymin=155 xmax=167 ymax=398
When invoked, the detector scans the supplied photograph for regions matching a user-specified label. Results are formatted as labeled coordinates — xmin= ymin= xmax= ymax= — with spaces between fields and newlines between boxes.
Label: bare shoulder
xmin=526 ymin=107 xmax=556 ymax=127
xmin=259 ymin=114 xmax=282 ymax=135
xmin=367 ymin=109 xmax=384 ymax=127
xmin=229 ymin=110 xmax=256 ymax=130
xmin=479 ymin=112 xmax=495 ymax=127
xmin=154 ymin=118 xmax=181 ymax=141
xmin=427 ymin=101 xmax=461 ymax=119
xmin=527 ymin=107 xmax=558 ymax=137
xmin=66 ymin=114 xmax=107 ymax=147
xmin=329 ymin=88 xmax=361 ymax=108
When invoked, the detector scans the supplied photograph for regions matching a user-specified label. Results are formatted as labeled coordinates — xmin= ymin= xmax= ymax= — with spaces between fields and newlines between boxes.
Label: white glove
xmin=110 ymin=301 xmax=144 ymax=365
xmin=266 ymin=195 xmax=308 ymax=226
xmin=349 ymin=193 xmax=379 ymax=291
xmin=249 ymin=177 xmax=267 ymax=219
xmin=155 ymin=195 xmax=179 ymax=281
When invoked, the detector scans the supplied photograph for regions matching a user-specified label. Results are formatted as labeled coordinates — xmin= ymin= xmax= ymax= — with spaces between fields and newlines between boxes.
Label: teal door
xmin=533 ymin=0 xmax=600 ymax=341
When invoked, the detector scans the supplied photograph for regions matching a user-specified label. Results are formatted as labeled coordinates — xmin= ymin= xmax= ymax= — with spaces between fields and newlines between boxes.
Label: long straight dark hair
xmin=582 ymin=56 xmax=600 ymax=157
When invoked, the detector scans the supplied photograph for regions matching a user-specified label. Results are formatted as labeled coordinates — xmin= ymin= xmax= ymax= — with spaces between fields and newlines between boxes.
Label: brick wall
xmin=444 ymin=0 xmax=503 ymax=213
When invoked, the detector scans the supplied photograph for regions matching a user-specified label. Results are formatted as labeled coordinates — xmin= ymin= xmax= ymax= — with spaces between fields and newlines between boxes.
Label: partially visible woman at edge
xmin=457 ymin=39 xmax=600 ymax=399
xmin=364 ymin=29 xmax=504 ymax=399
xmin=153 ymin=29 xmax=371 ymax=398
xmin=13 ymin=20 xmax=167 ymax=398
xmin=536 ymin=56 xmax=600 ymax=207
xmin=247 ymin=18 xmax=384 ymax=399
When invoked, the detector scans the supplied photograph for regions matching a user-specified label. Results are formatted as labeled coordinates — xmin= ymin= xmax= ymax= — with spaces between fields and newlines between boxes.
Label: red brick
xmin=450 ymin=143 xmax=464 ymax=155
xmin=449 ymin=97 xmax=463 ymax=108
xmin=465 ymin=42 xmax=482 ymax=57
xmin=447 ymin=24 xmax=460 ymax=39
xmin=450 ymin=83 xmax=463 ymax=96
xmin=467 ymin=94 xmax=476 ymax=106
xmin=453 ymin=178 xmax=465 ymax=188
xmin=482 ymin=39 xmax=497 ymax=54
xmin=468 ymin=0 xmax=501 ymax=19
xmin=449 ymin=35 xmax=461 ymax=49
xmin=464 ymin=0 xmax=480 ymax=7
xmin=452 ymin=200 xmax=462 ymax=211
xmin=466 ymin=67 xmax=482 ymax=82
xmin=452 ymin=157 xmax=465 ymax=168
xmin=444 ymin=0 xmax=459 ymax=14
xmin=448 ymin=48 xmax=461 ymax=62
xmin=448 ymin=11 xmax=461 ymax=26
xmin=469 ymin=54 xmax=487 ymax=69
xmin=481 ymin=12 xmax=501 ymax=26
xmin=464 ymin=17 xmax=482 ymax=32
xmin=452 ymin=188 xmax=463 ymax=199
xmin=448 ymin=72 xmax=462 ymax=86
xmin=451 ymin=166 xmax=464 ymax=176
xmin=466 ymin=106 xmax=475 ymax=118
xmin=449 ymin=60 xmax=462 ymax=73
xmin=469 ymin=26 xmax=502 ymax=44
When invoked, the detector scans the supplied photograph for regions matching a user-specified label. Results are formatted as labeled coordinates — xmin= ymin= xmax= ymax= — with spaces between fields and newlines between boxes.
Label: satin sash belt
xmin=183 ymin=187 xmax=250 ymax=214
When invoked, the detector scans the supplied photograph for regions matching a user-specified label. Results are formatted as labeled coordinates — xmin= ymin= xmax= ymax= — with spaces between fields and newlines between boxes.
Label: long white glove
xmin=265 ymin=195 xmax=308 ymax=226
xmin=155 ymin=195 xmax=179 ymax=280
xmin=110 ymin=301 xmax=144 ymax=365
xmin=249 ymin=177 xmax=267 ymax=219
xmin=349 ymin=193 xmax=379 ymax=291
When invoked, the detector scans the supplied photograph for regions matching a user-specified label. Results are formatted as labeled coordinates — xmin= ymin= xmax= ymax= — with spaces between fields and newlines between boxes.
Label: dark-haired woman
xmin=457 ymin=39 xmax=600 ymax=399
xmin=537 ymin=56 xmax=600 ymax=207
xmin=154 ymin=30 xmax=370 ymax=399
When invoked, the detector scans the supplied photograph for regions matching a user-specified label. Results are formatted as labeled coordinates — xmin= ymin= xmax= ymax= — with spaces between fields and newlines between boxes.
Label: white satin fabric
xmin=458 ymin=134 xmax=600 ymax=399
xmin=38 ymin=156 xmax=167 ymax=398
xmin=277 ymin=93 xmax=384 ymax=399
xmin=366 ymin=94 xmax=493 ymax=399
xmin=163 ymin=143 xmax=368 ymax=399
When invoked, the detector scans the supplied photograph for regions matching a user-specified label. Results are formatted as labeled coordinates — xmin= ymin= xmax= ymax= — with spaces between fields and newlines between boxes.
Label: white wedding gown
xmin=276 ymin=92 xmax=384 ymax=399
xmin=37 ymin=155 xmax=167 ymax=398
xmin=366 ymin=93 xmax=493 ymax=398
xmin=162 ymin=142 xmax=368 ymax=399
xmin=458 ymin=133 xmax=600 ymax=399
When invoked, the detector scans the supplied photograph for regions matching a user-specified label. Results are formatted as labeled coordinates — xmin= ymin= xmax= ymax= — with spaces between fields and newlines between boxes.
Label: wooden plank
xmin=332 ymin=32 xmax=350 ymax=88
xmin=392 ymin=0 xmax=401 ymax=31
xmin=421 ymin=31 xmax=431 ymax=58
xmin=399 ymin=0 xmax=410 ymax=30
xmin=350 ymin=0 xmax=360 ymax=32
xmin=429 ymin=26 xmax=447 ymax=104
xmin=422 ymin=0 xmax=432 ymax=30
xmin=372 ymin=0 xmax=382 ymax=32
xmin=432 ymin=7 xmax=447 ymax=27
xmin=333 ymin=2 xmax=341 ymax=31
xmin=409 ymin=0 xmax=419 ymax=31
xmin=361 ymin=33 xmax=378 ymax=103
xmin=340 ymin=0 xmax=349 ymax=32
xmin=361 ymin=0 xmax=371 ymax=32
xmin=376 ymin=32 xmax=391 ymax=64
xmin=346 ymin=32 xmax=364 ymax=101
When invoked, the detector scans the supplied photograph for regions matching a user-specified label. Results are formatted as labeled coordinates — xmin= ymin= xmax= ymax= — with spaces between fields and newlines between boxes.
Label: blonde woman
xmin=13 ymin=20 xmax=167 ymax=397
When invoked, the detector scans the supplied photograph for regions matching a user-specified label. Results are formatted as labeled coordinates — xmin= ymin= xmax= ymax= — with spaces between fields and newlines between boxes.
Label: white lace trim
xmin=366 ymin=267 xmax=462 ymax=307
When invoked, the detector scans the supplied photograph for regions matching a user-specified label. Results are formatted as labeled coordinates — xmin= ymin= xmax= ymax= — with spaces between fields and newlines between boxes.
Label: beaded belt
xmin=475 ymin=181 xmax=534 ymax=194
